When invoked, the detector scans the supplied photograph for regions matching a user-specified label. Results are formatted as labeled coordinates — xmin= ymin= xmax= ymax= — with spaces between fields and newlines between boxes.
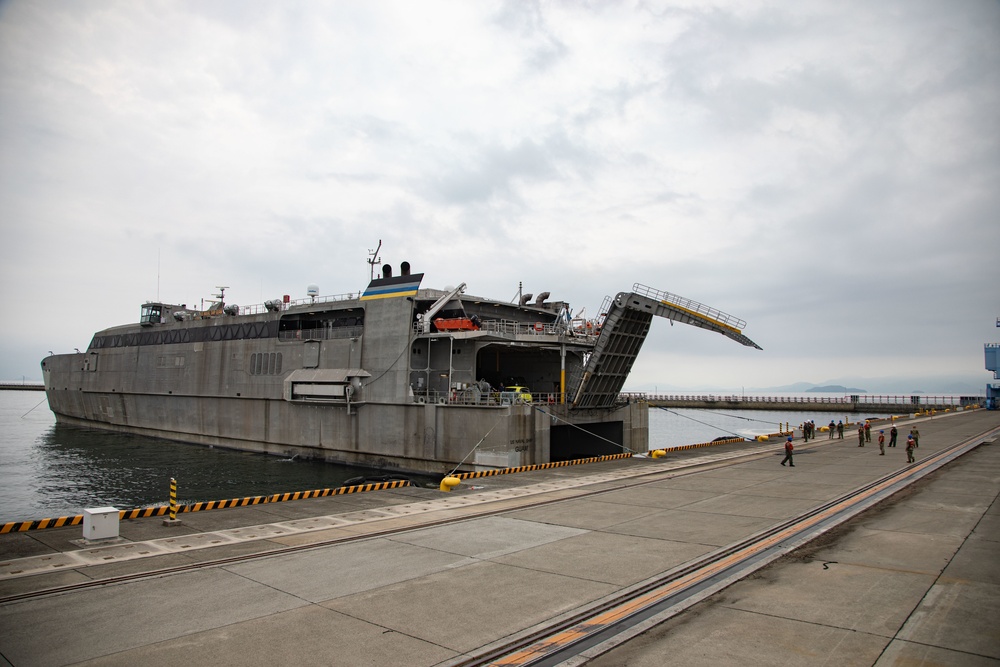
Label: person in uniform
xmin=780 ymin=436 xmax=794 ymax=467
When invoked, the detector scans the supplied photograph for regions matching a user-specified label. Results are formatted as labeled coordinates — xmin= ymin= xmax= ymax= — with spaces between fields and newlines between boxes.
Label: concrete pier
xmin=643 ymin=393 xmax=984 ymax=413
xmin=0 ymin=409 xmax=997 ymax=666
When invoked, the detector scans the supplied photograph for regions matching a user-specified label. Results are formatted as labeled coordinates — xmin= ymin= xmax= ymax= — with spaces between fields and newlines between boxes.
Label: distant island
xmin=806 ymin=385 xmax=867 ymax=393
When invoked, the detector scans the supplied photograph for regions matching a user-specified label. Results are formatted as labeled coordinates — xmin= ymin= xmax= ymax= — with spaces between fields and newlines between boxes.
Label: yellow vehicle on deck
xmin=503 ymin=385 xmax=533 ymax=404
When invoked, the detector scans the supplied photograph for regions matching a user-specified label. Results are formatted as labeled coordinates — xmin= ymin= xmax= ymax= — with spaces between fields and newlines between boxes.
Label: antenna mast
xmin=367 ymin=240 xmax=382 ymax=281
xmin=214 ymin=286 xmax=228 ymax=308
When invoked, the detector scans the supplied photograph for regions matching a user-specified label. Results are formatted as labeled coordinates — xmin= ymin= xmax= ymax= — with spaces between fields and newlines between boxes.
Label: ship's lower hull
xmin=46 ymin=389 xmax=648 ymax=475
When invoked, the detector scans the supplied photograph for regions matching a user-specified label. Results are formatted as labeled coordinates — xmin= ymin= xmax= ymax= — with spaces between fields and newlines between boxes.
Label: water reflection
xmin=4 ymin=423 xmax=414 ymax=522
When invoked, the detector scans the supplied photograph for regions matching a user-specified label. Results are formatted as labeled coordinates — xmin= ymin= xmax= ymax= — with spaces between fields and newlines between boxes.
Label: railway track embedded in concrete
xmin=446 ymin=424 xmax=1000 ymax=667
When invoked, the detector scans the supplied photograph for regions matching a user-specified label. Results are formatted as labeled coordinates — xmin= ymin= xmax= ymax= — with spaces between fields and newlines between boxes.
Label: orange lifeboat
xmin=433 ymin=318 xmax=480 ymax=331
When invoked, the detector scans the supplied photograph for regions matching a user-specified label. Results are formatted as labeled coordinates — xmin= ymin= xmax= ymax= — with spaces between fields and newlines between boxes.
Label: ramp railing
xmin=632 ymin=283 xmax=746 ymax=331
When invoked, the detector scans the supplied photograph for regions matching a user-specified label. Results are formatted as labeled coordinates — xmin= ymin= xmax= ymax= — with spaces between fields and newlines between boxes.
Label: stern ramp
xmin=570 ymin=284 xmax=762 ymax=409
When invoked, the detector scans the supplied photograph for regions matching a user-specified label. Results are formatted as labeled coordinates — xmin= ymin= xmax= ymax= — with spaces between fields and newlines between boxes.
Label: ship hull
xmin=41 ymin=278 xmax=659 ymax=474
xmin=45 ymin=387 xmax=646 ymax=474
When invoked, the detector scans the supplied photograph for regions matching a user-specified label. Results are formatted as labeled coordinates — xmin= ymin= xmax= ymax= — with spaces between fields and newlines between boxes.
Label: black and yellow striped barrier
xmin=0 ymin=479 xmax=410 ymax=534
xmin=453 ymin=452 xmax=633 ymax=480
xmin=659 ymin=436 xmax=749 ymax=452
xmin=0 ymin=515 xmax=85 ymax=533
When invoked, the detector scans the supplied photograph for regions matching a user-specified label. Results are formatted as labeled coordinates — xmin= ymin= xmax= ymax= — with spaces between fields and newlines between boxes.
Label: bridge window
xmin=140 ymin=304 xmax=163 ymax=326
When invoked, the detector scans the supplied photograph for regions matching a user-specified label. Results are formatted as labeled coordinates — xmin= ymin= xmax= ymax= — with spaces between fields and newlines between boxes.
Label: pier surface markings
xmin=0 ymin=409 xmax=995 ymax=667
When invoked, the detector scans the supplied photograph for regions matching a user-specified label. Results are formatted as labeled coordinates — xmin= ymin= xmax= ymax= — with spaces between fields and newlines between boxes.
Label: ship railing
xmin=631 ymin=283 xmax=747 ymax=330
xmin=635 ymin=393 xmax=984 ymax=407
xmin=236 ymin=292 xmax=360 ymax=316
xmin=411 ymin=390 xmax=566 ymax=406
xmin=277 ymin=326 xmax=364 ymax=342
xmin=479 ymin=319 xmax=562 ymax=336
xmin=414 ymin=318 xmax=598 ymax=340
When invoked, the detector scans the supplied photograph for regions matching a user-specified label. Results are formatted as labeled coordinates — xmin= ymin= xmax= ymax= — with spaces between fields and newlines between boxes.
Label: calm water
xmin=0 ymin=392 xmax=401 ymax=523
xmin=0 ymin=391 xmax=894 ymax=523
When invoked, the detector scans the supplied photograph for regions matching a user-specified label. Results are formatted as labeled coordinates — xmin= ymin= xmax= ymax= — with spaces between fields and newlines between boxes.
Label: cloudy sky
xmin=2 ymin=0 xmax=998 ymax=392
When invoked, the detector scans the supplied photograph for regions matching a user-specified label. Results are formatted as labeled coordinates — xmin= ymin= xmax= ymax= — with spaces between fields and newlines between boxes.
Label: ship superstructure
xmin=42 ymin=263 xmax=761 ymax=474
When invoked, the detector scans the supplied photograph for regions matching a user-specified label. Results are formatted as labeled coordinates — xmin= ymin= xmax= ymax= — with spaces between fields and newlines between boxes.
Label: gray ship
xmin=42 ymin=262 xmax=761 ymax=474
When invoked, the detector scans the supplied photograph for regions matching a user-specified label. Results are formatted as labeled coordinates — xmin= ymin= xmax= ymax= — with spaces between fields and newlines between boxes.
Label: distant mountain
xmin=756 ymin=381 xmax=815 ymax=393
xmin=806 ymin=385 xmax=866 ymax=393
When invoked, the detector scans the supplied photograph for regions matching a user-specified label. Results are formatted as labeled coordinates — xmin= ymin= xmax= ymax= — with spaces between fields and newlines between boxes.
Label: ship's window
xmin=255 ymin=354 xmax=263 ymax=375
xmin=278 ymin=309 xmax=364 ymax=340
xmin=140 ymin=304 xmax=163 ymax=326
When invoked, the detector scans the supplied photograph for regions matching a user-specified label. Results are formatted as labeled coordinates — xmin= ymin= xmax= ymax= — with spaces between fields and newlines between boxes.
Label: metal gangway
xmin=569 ymin=284 xmax=762 ymax=409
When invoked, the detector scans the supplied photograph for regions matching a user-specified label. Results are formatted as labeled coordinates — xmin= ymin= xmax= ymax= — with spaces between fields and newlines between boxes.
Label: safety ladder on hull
xmin=569 ymin=284 xmax=762 ymax=410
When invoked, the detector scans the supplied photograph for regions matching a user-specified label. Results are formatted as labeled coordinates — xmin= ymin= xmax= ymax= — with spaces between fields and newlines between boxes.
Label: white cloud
xmin=1 ymin=0 xmax=998 ymax=390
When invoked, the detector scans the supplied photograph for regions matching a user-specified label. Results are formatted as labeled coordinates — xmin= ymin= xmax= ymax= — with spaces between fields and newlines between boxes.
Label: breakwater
xmin=0 ymin=382 xmax=43 ymax=391
xmin=635 ymin=393 xmax=984 ymax=413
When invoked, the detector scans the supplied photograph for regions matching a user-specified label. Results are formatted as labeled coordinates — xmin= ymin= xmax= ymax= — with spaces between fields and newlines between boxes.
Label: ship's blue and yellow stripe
xmin=361 ymin=273 xmax=424 ymax=301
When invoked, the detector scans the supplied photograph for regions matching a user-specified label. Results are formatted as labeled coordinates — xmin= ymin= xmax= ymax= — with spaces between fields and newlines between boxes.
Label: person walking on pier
xmin=837 ymin=420 xmax=844 ymax=439
xmin=780 ymin=436 xmax=794 ymax=467
xmin=878 ymin=430 xmax=885 ymax=455
xmin=909 ymin=426 xmax=919 ymax=449
xmin=864 ymin=420 xmax=872 ymax=443
xmin=905 ymin=435 xmax=916 ymax=463
xmin=889 ymin=425 xmax=898 ymax=447
xmin=828 ymin=420 xmax=835 ymax=439
xmin=858 ymin=423 xmax=865 ymax=446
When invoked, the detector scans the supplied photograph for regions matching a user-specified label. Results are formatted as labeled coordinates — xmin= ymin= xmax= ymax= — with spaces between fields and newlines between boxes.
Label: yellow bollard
xmin=163 ymin=477 xmax=182 ymax=526
xmin=169 ymin=477 xmax=178 ymax=520
xmin=651 ymin=449 xmax=666 ymax=458
xmin=756 ymin=435 xmax=769 ymax=442
xmin=439 ymin=475 xmax=461 ymax=492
